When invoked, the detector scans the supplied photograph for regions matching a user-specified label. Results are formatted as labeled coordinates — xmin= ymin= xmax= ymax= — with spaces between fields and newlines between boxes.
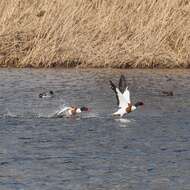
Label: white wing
xmin=55 ymin=106 xmax=70 ymax=116
xmin=123 ymin=87 xmax=131 ymax=104
xmin=113 ymin=107 xmax=126 ymax=117
xmin=110 ymin=80 xmax=128 ymax=108
xmin=116 ymin=88 xmax=129 ymax=108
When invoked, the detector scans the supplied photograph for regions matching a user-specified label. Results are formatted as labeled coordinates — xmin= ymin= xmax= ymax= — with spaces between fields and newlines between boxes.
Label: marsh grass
xmin=0 ymin=0 xmax=190 ymax=68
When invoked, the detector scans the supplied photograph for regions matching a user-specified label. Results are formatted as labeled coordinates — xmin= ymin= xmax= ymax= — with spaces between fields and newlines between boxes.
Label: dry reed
xmin=0 ymin=0 xmax=190 ymax=68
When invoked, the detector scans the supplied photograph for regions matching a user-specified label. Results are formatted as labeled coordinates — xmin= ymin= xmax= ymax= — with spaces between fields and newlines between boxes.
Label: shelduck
xmin=110 ymin=75 xmax=144 ymax=117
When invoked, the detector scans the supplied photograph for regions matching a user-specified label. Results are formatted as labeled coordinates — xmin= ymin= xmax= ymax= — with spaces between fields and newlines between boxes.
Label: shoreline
xmin=0 ymin=65 xmax=189 ymax=71
xmin=0 ymin=63 xmax=189 ymax=69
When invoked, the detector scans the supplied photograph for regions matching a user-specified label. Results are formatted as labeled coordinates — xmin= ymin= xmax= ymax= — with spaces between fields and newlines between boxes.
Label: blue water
xmin=0 ymin=69 xmax=190 ymax=190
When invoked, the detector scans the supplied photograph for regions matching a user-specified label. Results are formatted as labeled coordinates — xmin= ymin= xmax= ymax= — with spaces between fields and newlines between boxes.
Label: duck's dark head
xmin=134 ymin=101 xmax=144 ymax=107
xmin=49 ymin=90 xmax=54 ymax=95
xmin=80 ymin=106 xmax=89 ymax=112
xmin=39 ymin=93 xmax=43 ymax=98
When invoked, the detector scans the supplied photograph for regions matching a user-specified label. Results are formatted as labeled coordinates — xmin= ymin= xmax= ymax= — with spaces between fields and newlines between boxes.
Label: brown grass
xmin=0 ymin=0 xmax=190 ymax=68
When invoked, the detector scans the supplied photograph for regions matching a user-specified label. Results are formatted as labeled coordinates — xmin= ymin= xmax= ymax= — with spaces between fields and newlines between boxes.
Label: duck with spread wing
xmin=110 ymin=75 xmax=144 ymax=117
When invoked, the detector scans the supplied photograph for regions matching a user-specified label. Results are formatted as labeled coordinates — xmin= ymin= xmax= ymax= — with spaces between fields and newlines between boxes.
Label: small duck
xmin=55 ymin=106 xmax=89 ymax=117
xmin=110 ymin=75 xmax=144 ymax=117
xmin=39 ymin=90 xmax=54 ymax=98
xmin=161 ymin=91 xmax=174 ymax=96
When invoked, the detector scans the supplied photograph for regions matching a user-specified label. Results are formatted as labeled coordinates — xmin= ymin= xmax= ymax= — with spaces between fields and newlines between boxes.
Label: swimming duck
xmin=55 ymin=106 xmax=89 ymax=117
xmin=39 ymin=90 xmax=54 ymax=98
xmin=110 ymin=75 xmax=144 ymax=117
xmin=161 ymin=91 xmax=174 ymax=96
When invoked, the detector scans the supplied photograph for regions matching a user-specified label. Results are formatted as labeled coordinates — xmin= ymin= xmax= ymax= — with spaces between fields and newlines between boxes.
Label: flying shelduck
xmin=110 ymin=75 xmax=144 ymax=117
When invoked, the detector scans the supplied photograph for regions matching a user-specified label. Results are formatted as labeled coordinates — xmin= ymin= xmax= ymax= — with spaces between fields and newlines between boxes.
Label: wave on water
xmin=3 ymin=109 xmax=17 ymax=118
xmin=2 ymin=107 xmax=136 ymax=124
xmin=2 ymin=109 xmax=41 ymax=119
xmin=116 ymin=118 xmax=131 ymax=123
xmin=2 ymin=108 xmax=135 ymax=122
xmin=2 ymin=106 xmax=101 ymax=119
xmin=114 ymin=118 xmax=136 ymax=128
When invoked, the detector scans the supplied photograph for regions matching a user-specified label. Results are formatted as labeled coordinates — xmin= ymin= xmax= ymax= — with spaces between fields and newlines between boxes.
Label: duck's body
xmin=113 ymin=104 xmax=136 ymax=117
xmin=110 ymin=75 xmax=143 ymax=117
xmin=55 ymin=106 xmax=89 ymax=117
xmin=161 ymin=91 xmax=174 ymax=96
xmin=39 ymin=91 xmax=54 ymax=98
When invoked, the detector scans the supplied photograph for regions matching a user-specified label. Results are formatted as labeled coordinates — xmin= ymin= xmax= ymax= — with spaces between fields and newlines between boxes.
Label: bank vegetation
xmin=0 ymin=0 xmax=190 ymax=68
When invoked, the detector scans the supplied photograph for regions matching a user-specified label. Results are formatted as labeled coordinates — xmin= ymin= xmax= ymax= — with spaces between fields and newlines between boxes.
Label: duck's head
xmin=80 ymin=106 xmax=89 ymax=112
xmin=49 ymin=90 xmax=54 ymax=95
xmin=39 ymin=93 xmax=43 ymax=98
xmin=134 ymin=101 xmax=144 ymax=107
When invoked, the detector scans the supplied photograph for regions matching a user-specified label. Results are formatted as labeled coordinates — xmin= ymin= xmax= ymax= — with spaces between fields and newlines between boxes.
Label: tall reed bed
xmin=0 ymin=0 xmax=190 ymax=68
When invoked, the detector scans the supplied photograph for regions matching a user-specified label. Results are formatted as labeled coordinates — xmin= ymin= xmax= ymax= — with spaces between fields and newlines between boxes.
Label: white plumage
xmin=110 ymin=75 xmax=143 ymax=117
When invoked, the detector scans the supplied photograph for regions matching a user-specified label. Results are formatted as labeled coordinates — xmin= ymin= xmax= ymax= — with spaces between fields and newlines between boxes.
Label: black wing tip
xmin=109 ymin=80 xmax=119 ymax=106
xmin=119 ymin=74 xmax=127 ymax=93
xmin=120 ymin=74 xmax=126 ymax=81
xmin=109 ymin=80 xmax=116 ymax=90
xmin=120 ymin=75 xmax=126 ymax=84
xmin=109 ymin=80 xmax=114 ymax=85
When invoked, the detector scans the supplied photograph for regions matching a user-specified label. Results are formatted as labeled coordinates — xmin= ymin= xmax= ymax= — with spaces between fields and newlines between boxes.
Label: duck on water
xmin=39 ymin=90 xmax=54 ymax=98
xmin=110 ymin=75 xmax=144 ymax=117
xmin=54 ymin=106 xmax=89 ymax=117
xmin=40 ymin=75 xmax=143 ymax=118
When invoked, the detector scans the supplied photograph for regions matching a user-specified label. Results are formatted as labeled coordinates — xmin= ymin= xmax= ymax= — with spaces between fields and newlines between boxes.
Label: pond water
xmin=0 ymin=68 xmax=190 ymax=190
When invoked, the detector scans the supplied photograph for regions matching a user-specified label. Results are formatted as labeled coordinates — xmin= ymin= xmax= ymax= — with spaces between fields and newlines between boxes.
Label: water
xmin=0 ymin=68 xmax=190 ymax=190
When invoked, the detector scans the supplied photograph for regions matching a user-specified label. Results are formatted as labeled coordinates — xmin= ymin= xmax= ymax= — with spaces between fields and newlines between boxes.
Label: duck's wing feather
xmin=110 ymin=80 xmax=119 ymax=105
xmin=119 ymin=75 xmax=127 ymax=93
xmin=119 ymin=75 xmax=131 ymax=104
xmin=55 ymin=106 xmax=70 ymax=116
xmin=123 ymin=87 xmax=131 ymax=104
xmin=110 ymin=80 xmax=128 ymax=108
